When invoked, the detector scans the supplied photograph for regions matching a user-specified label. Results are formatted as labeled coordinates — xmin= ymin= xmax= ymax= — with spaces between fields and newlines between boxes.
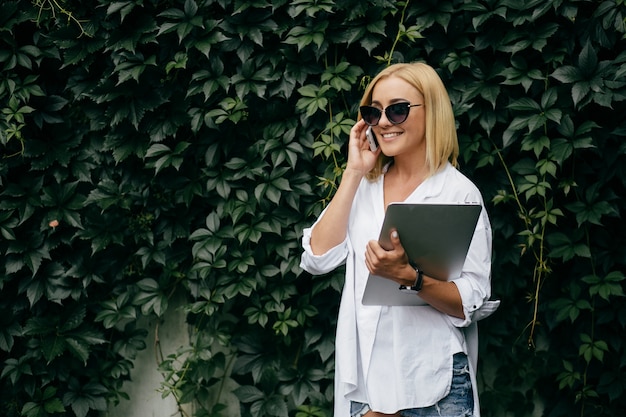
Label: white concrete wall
xmin=103 ymin=301 xmax=192 ymax=417
xmin=102 ymin=295 xmax=241 ymax=417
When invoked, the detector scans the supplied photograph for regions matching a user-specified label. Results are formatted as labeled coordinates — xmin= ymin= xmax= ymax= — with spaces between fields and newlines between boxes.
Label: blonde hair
xmin=360 ymin=62 xmax=459 ymax=181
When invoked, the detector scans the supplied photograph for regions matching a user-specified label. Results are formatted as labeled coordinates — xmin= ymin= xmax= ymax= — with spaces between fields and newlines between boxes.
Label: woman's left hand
xmin=364 ymin=229 xmax=416 ymax=287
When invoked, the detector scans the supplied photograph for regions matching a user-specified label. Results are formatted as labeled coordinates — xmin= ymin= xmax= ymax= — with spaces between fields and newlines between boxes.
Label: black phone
xmin=366 ymin=126 xmax=378 ymax=152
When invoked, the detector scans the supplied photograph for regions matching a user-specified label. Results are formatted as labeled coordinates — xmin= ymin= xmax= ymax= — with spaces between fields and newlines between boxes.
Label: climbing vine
xmin=1 ymin=1 xmax=625 ymax=417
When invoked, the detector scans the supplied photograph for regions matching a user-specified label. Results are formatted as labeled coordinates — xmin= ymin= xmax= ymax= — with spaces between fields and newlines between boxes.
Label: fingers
xmin=350 ymin=119 xmax=369 ymax=147
xmin=351 ymin=118 xmax=368 ymax=134
xmin=365 ymin=231 xmax=409 ymax=275
xmin=390 ymin=229 xmax=401 ymax=246
xmin=346 ymin=120 xmax=379 ymax=174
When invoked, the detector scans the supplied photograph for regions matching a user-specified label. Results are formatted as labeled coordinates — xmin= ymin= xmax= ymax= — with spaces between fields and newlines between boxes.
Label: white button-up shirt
xmin=300 ymin=163 xmax=497 ymax=417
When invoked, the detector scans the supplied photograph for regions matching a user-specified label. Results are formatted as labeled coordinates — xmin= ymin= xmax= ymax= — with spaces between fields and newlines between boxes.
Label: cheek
xmin=406 ymin=119 xmax=426 ymax=140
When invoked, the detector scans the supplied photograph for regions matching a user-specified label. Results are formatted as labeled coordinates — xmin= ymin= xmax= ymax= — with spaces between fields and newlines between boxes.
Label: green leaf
xmin=134 ymin=278 xmax=168 ymax=316
xmin=65 ymin=338 xmax=90 ymax=364
xmin=22 ymin=402 xmax=42 ymax=417
xmin=0 ymin=321 xmax=21 ymax=352
xmin=582 ymin=271 xmax=625 ymax=301
xmin=41 ymin=336 xmax=66 ymax=363
xmin=1 ymin=357 xmax=33 ymax=385
xmin=547 ymin=232 xmax=590 ymax=261
xmin=295 ymin=405 xmax=328 ymax=417
xmin=98 ymin=291 xmax=136 ymax=324
xmin=579 ymin=333 xmax=609 ymax=363
xmin=508 ymin=97 xmax=541 ymax=112
xmin=44 ymin=398 xmax=65 ymax=413
xmin=550 ymin=283 xmax=592 ymax=323
xmin=565 ymin=191 xmax=618 ymax=227
xmin=235 ymin=385 xmax=265 ymax=403
xmin=557 ymin=360 xmax=581 ymax=389
xmin=296 ymin=84 xmax=331 ymax=116
xmin=106 ymin=1 xmax=138 ymax=22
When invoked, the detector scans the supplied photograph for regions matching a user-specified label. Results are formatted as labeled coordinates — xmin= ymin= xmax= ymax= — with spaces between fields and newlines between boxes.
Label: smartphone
xmin=366 ymin=126 xmax=378 ymax=152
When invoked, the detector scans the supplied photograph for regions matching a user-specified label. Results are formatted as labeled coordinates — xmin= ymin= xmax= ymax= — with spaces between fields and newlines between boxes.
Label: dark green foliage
xmin=1 ymin=0 xmax=625 ymax=416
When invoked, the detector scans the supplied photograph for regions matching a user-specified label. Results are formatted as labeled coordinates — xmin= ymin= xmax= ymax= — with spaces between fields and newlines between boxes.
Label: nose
xmin=378 ymin=109 xmax=393 ymax=127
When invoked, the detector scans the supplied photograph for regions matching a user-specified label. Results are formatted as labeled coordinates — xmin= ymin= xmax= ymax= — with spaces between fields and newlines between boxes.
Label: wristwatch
xmin=399 ymin=260 xmax=424 ymax=294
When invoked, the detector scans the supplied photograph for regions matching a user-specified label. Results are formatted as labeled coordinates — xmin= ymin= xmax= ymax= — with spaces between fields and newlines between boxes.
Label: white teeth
xmin=382 ymin=132 xmax=401 ymax=138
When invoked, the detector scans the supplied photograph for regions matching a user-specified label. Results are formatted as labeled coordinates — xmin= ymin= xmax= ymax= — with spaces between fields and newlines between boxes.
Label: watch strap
xmin=399 ymin=260 xmax=423 ymax=293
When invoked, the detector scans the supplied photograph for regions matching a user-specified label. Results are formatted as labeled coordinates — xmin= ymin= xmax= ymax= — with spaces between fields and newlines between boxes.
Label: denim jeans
xmin=350 ymin=353 xmax=474 ymax=417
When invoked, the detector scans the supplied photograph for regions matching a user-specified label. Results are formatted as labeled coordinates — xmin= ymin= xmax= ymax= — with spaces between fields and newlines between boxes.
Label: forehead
xmin=371 ymin=76 xmax=422 ymax=104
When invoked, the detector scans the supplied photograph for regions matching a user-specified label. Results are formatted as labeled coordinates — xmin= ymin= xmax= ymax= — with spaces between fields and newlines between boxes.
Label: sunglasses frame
xmin=360 ymin=102 xmax=423 ymax=126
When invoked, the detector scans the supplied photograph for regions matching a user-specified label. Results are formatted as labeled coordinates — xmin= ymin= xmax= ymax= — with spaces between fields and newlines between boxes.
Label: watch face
xmin=399 ymin=285 xmax=419 ymax=294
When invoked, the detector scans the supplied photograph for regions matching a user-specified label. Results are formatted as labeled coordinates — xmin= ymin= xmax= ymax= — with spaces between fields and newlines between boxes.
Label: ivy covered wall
xmin=1 ymin=0 xmax=625 ymax=416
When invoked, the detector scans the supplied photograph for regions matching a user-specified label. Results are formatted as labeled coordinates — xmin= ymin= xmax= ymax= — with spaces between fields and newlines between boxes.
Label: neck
xmin=389 ymin=154 xmax=429 ymax=180
xmin=383 ymin=157 xmax=430 ymax=206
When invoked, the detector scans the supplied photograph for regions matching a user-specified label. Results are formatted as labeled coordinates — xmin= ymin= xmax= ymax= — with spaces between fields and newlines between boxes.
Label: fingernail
xmin=391 ymin=231 xmax=398 ymax=239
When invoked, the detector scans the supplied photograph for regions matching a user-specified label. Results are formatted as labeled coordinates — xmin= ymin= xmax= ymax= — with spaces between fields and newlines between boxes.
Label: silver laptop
xmin=361 ymin=203 xmax=482 ymax=306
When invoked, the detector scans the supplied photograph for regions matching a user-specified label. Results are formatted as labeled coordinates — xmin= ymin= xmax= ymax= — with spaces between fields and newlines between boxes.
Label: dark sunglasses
xmin=359 ymin=102 xmax=422 ymax=126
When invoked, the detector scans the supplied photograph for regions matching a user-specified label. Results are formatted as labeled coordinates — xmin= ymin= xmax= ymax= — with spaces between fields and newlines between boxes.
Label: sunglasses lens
xmin=360 ymin=106 xmax=381 ymax=126
xmin=387 ymin=103 xmax=410 ymax=124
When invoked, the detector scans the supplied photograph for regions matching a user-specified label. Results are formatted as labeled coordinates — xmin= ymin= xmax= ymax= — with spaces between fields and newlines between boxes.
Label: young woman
xmin=300 ymin=62 xmax=497 ymax=417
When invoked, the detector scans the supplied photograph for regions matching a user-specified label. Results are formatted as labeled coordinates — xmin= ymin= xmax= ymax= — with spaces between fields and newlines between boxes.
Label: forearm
xmin=418 ymin=278 xmax=465 ymax=319
xmin=395 ymin=265 xmax=465 ymax=319
xmin=310 ymin=169 xmax=363 ymax=255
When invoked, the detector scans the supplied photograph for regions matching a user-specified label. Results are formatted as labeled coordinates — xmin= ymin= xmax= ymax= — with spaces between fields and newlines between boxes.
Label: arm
xmin=365 ymin=230 xmax=465 ymax=319
xmin=310 ymin=119 xmax=381 ymax=255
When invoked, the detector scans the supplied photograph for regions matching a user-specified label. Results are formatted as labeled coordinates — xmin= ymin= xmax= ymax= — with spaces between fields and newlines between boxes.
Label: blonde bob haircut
xmin=360 ymin=62 xmax=459 ymax=181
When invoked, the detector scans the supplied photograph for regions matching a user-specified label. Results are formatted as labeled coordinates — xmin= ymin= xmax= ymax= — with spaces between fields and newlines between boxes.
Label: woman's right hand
xmin=345 ymin=119 xmax=381 ymax=176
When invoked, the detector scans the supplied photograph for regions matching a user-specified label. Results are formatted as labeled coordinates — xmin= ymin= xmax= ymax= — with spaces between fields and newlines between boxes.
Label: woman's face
xmin=370 ymin=76 xmax=426 ymax=158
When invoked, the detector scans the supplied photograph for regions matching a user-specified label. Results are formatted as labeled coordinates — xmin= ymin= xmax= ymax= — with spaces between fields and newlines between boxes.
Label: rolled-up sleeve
xmin=448 ymin=208 xmax=493 ymax=327
xmin=300 ymin=224 xmax=350 ymax=275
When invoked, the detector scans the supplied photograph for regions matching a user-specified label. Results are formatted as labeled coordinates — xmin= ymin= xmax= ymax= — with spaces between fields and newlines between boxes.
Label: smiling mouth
xmin=382 ymin=132 xmax=402 ymax=139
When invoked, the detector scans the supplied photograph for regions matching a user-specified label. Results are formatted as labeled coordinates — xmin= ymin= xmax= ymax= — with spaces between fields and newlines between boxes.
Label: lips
xmin=382 ymin=132 xmax=403 ymax=139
